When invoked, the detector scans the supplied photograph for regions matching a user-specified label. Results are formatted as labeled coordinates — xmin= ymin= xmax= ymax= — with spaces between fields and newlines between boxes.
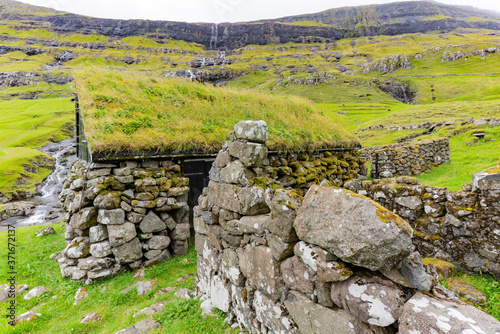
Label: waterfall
xmin=210 ymin=23 xmax=219 ymax=50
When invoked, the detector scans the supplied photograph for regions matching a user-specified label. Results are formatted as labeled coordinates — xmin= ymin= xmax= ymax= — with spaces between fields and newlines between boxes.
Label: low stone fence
xmin=57 ymin=159 xmax=191 ymax=283
xmin=344 ymin=171 xmax=500 ymax=277
xmin=362 ymin=138 xmax=450 ymax=178
xmin=194 ymin=121 xmax=500 ymax=333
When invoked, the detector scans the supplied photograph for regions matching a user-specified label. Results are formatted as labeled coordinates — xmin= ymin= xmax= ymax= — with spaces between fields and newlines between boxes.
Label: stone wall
xmin=362 ymin=138 xmax=450 ymax=178
xmin=343 ymin=169 xmax=500 ymax=277
xmin=194 ymin=121 xmax=500 ymax=333
xmin=57 ymin=159 xmax=191 ymax=283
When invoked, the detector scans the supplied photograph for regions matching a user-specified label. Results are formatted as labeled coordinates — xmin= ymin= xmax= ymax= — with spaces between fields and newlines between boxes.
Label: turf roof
xmin=75 ymin=68 xmax=358 ymax=157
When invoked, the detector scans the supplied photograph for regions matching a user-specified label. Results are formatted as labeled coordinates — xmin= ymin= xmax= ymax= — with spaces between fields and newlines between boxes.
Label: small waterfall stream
xmin=0 ymin=139 xmax=76 ymax=231
xmin=210 ymin=23 xmax=219 ymax=49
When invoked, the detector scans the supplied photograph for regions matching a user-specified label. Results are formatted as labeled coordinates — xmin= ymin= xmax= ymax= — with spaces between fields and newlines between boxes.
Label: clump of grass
xmin=75 ymin=68 xmax=358 ymax=155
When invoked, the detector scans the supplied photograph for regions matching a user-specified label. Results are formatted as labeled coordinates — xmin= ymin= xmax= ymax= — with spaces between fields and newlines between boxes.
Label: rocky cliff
xmin=1 ymin=0 xmax=500 ymax=50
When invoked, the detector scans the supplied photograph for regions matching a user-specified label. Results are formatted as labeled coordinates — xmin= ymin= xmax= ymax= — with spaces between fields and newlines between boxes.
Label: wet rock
xmin=399 ymin=292 xmax=500 ymax=333
xmin=331 ymin=272 xmax=406 ymax=327
xmin=294 ymin=186 xmax=413 ymax=271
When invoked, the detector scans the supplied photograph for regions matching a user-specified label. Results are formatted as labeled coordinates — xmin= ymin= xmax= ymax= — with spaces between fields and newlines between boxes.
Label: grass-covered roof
xmin=75 ymin=69 xmax=358 ymax=156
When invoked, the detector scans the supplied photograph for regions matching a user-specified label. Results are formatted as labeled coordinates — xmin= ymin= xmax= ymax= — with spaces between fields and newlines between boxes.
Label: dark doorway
xmin=181 ymin=159 xmax=215 ymax=224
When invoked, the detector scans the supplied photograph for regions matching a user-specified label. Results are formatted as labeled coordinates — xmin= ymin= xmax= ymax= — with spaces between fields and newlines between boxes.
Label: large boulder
xmin=207 ymin=181 xmax=269 ymax=216
xmin=294 ymin=186 xmax=413 ymax=271
xmin=331 ymin=272 xmax=406 ymax=327
xmin=399 ymin=292 xmax=500 ymax=333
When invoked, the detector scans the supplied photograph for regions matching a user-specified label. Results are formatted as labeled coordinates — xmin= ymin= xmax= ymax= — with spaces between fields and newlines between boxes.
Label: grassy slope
xmin=0 ymin=98 xmax=73 ymax=197
xmin=0 ymin=224 xmax=235 ymax=334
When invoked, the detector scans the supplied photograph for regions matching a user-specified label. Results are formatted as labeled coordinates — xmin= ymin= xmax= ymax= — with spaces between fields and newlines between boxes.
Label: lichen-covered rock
xmin=89 ymin=225 xmax=108 ymax=243
xmin=94 ymin=192 xmax=121 ymax=210
xmin=116 ymin=319 xmax=162 ymax=334
xmin=221 ymin=249 xmax=245 ymax=286
xmin=237 ymin=245 xmax=284 ymax=301
xmin=219 ymin=160 xmax=255 ymax=186
xmin=81 ymin=312 xmax=102 ymax=323
xmin=208 ymin=180 xmax=269 ymax=216
xmin=139 ymin=211 xmax=166 ymax=233
xmin=112 ymin=238 xmax=143 ymax=264
xmin=267 ymin=234 xmax=295 ymax=262
xmin=446 ymin=277 xmax=487 ymax=306
xmin=142 ymin=249 xmax=171 ymax=268
xmin=281 ymin=256 xmax=315 ymax=294
xmin=399 ymin=292 xmax=500 ymax=333
xmin=398 ymin=251 xmax=433 ymax=292
xmin=266 ymin=189 xmax=302 ymax=242
xmin=233 ymin=120 xmax=268 ymax=143
xmin=90 ymin=240 xmax=112 ymax=258
xmin=169 ymin=223 xmax=190 ymax=240
xmin=294 ymin=185 xmax=413 ymax=271
xmin=146 ymin=235 xmax=171 ymax=250
xmin=74 ymin=287 xmax=89 ymax=305
xmin=294 ymin=241 xmax=352 ymax=282
xmin=285 ymin=291 xmax=391 ymax=334
xmin=220 ymin=214 xmax=268 ymax=235
xmin=472 ymin=164 xmax=500 ymax=190
xmin=23 ymin=286 xmax=48 ymax=300
xmin=107 ymin=222 xmax=137 ymax=247
xmin=228 ymin=141 xmax=268 ymax=167
xmin=254 ymin=290 xmax=298 ymax=334
xmin=70 ymin=207 xmax=98 ymax=230
xmin=65 ymin=237 xmax=91 ymax=259
xmin=12 ymin=311 xmax=41 ymax=326
xmin=210 ymin=275 xmax=231 ymax=312
xmin=97 ymin=209 xmax=125 ymax=225
xmin=331 ymin=272 xmax=406 ymax=327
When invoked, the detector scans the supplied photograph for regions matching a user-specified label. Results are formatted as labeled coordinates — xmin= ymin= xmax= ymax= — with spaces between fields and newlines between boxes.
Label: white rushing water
xmin=1 ymin=139 xmax=76 ymax=230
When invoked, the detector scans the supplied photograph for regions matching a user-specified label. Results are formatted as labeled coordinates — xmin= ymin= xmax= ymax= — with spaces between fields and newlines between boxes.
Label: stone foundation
xmin=57 ymin=159 xmax=190 ymax=282
xmin=362 ymin=138 xmax=450 ymax=178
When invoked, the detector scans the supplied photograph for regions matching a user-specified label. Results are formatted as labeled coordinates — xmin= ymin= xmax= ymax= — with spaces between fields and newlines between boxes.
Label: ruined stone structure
xmin=344 ymin=167 xmax=500 ymax=277
xmin=194 ymin=121 xmax=500 ymax=333
xmin=362 ymin=138 xmax=450 ymax=178
xmin=57 ymin=160 xmax=191 ymax=282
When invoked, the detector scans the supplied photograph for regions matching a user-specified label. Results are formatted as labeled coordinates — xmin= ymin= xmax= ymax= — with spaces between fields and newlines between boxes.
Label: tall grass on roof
xmin=75 ymin=68 xmax=357 ymax=155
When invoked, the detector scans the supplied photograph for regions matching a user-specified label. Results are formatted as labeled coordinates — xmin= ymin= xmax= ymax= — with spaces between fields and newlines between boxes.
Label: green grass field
xmin=0 ymin=98 xmax=73 ymax=198
xmin=0 ymin=224 xmax=235 ymax=334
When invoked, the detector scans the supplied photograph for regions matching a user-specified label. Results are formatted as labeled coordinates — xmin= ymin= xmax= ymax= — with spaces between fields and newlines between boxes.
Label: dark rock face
xmin=3 ymin=2 xmax=500 ymax=50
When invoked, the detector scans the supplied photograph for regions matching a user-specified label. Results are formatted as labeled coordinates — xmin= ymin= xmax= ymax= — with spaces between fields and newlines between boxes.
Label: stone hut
xmin=57 ymin=72 xmax=364 ymax=282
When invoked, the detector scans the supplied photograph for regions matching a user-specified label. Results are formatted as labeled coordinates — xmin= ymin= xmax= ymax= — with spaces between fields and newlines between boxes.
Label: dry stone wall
xmin=362 ymin=138 xmax=450 ymax=178
xmin=194 ymin=121 xmax=500 ymax=334
xmin=57 ymin=159 xmax=190 ymax=283
xmin=344 ymin=169 xmax=500 ymax=277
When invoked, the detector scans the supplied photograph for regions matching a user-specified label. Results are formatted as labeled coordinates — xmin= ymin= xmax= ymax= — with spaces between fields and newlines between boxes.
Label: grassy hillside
xmin=75 ymin=69 xmax=357 ymax=155
xmin=0 ymin=99 xmax=73 ymax=198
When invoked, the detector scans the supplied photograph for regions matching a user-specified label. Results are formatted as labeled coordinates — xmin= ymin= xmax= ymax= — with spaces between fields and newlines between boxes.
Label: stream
xmin=0 ymin=139 xmax=76 ymax=232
